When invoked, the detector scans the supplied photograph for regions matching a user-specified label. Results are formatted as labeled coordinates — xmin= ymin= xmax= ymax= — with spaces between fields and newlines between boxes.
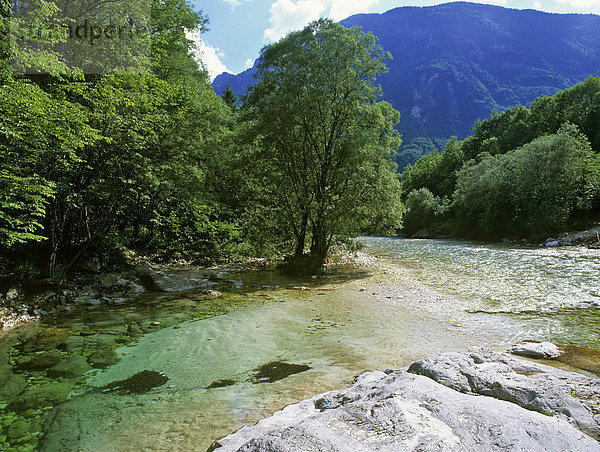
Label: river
xmin=1 ymin=237 xmax=599 ymax=450
xmin=361 ymin=237 xmax=600 ymax=348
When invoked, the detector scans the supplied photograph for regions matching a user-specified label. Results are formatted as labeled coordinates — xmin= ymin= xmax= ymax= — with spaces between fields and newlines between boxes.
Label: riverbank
xmin=408 ymin=223 xmax=600 ymax=248
xmin=3 ymin=224 xmax=600 ymax=332
xmin=0 ymin=255 xmax=274 ymax=332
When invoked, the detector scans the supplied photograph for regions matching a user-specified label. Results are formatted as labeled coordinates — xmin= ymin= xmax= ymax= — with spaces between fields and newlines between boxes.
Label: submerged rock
xmin=251 ymin=362 xmax=311 ymax=384
xmin=0 ymin=362 xmax=14 ymax=389
xmin=64 ymin=336 xmax=84 ymax=354
xmin=510 ymin=341 xmax=563 ymax=359
xmin=100 ymin=370 xmax=168 ymax=394
xmin=8 ymin=381 xmax=72 ymax=412
xmin=47 ymin=355 xmax=92 ymax=378
xmin=7 ymin=418 xmax=30 ymax=440
xmin=15 ymin=350 xmax=63 ymax=371
xmin=21 ymin=328 xmax=71 ymax=352
xmin=0 ymin=374 xmax=27 ymax=399
xmin=87 ymin=349 xmax=120 ymax=368
xmin=211 ymin=363 xmax=600 ymax=451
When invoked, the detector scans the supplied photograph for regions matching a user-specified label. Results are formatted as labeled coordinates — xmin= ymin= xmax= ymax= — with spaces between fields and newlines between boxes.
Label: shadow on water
xmin=251 ymin=361 xmax=311 ymax=384
xmin=206 ymin=379 xmax=236 ymax=389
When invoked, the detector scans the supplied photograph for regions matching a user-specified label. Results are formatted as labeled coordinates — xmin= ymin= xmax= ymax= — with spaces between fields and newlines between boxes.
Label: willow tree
xmin=242 ymin=19 xmax=402 ymax=272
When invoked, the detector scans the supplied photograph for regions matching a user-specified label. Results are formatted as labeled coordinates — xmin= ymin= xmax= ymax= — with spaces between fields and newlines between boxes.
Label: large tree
xmin=241 ymin=19 xmax=402 ymax=272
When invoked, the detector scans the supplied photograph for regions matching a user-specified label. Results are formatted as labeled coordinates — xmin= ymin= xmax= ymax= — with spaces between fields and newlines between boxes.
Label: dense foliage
xmin=3 ymin=0 xmax=600 ymax=283
xmin=1 ymin=0 xmax=241 ymax=280
xmin=1 ymin=6 xmax=403 ymax=280
xmin=240 ymin=19 xmax=402 ymax=271
xmin=401 ymin=79 xmax=600 ymax=239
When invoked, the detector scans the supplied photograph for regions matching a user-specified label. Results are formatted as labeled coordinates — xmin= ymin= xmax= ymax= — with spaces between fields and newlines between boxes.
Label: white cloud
xmin=557 ymin=0 xmax=600 ymax=8
xmin=328 ymin=0 xmax=379 ymax=21
xmin=222 ymin=0 xmax=254 ymax=9
xmin=264 ymin=0 xmax=329 ymax=42
xmin=533 ymin=1 xmax=542 ymax=8
xmin=263 ymin=0 xmax=385 ymax=43
xmin=244 ymin=58 xmax=255 ymax=69
xmin=186 ymin=29 xmax=232 ymax=81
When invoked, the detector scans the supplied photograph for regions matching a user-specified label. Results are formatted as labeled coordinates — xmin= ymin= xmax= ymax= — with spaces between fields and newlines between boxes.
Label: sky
xmin=190 ymin=0 xmax=600 ymax=80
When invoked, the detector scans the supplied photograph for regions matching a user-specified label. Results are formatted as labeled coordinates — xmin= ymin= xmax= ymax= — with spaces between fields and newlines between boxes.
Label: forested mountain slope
xmin=213 ymin=2 xmax=600 ymax=168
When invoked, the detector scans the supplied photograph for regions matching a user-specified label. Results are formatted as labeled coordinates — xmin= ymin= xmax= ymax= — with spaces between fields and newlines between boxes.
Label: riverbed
xmin=1 ymin=237 xmax=599 ymax=450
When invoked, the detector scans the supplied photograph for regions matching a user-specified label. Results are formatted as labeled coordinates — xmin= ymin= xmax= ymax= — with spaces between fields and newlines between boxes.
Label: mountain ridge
xmin=212 ymin=2 xmax=600 ymax=167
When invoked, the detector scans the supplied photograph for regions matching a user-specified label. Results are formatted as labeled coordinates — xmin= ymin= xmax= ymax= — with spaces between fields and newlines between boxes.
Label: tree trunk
xmin=309 ymin=222 xmax=329 ymax=269
xmin=294 ymin=211 xmax=309 ymax=257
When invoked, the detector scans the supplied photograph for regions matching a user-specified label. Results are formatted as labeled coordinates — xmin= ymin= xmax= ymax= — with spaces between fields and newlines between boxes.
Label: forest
xmin=401 ymin=77 xmax=600 ymax=239
xmin=0 ymin=1 xmax=401 ymax=281
xmin=2 ymin=0 xmax=600 ymax=287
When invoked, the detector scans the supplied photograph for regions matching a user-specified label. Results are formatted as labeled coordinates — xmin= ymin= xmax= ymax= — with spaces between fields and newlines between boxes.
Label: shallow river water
xmin=1 ymin=238 xmax=599 ymax=450
xmin=361 ymin=237 xmax=600 ymax=348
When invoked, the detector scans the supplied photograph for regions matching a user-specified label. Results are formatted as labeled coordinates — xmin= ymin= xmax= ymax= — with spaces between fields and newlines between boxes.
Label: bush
xmin=402 ymin=188 xmax=449 ymax=235
xmin=453 ymin=124 xmax=599 ymax=237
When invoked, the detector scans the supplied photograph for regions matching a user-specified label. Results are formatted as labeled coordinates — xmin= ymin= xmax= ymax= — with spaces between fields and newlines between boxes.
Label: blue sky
xmin=190 ymin=0 xmax=600 ymax=80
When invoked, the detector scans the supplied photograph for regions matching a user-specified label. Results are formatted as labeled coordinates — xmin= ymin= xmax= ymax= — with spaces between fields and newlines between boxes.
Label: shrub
xmin=403 ymin=188 xmax=449 ymax=234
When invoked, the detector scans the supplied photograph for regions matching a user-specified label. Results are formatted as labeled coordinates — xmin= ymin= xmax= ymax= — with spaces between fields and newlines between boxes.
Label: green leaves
xmin=241 ymin=20 xmax=401 ymax=267
xmin=403 ymin=188 xmax=449 ymax=235
xmin=0 ymin=170 xmax=54 ymax=246
xmin=402 ymin=77 xmax=600 ymax=238
xmin=0 ymin=79 xmax=98 ymax=251
xmin=453 ymin=127 xmax=599 ymax=236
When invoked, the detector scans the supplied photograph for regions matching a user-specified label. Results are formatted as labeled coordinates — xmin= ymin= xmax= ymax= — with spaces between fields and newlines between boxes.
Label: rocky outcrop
xmin=408 ymin=349 xmax=600 ymax=440
xmin=136 ymin=265 xmax=213 ymax=292
xmin=510 ymin=340 xmax=563 ymax=359
xmin=211 ymin=350 xmax=600 ymax=451
xmin=559 ymin=226 xmax=600 ymax=248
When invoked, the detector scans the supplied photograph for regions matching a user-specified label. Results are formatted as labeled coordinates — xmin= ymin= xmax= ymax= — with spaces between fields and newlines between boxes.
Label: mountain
xmin=212 ymin=2 xmax=600 ymax=168
xmin=212 ymin=68 xmax=256 ymax=100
